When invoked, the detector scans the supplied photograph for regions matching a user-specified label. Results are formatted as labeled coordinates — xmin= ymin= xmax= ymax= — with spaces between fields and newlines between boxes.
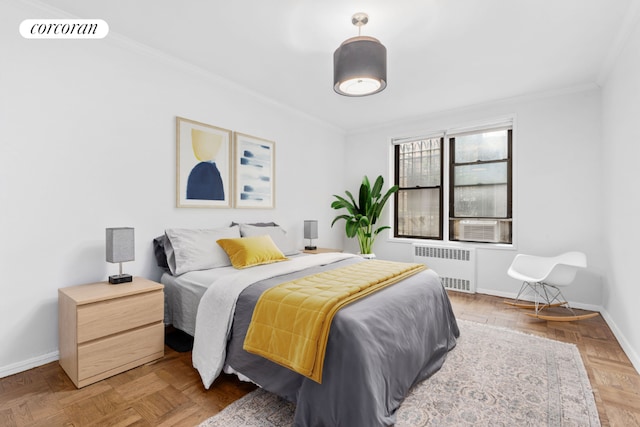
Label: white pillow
xmin=239 ymin=224 xmax=300 ymax=256
xmin=165 ymin=226 xmax=241 ymax=275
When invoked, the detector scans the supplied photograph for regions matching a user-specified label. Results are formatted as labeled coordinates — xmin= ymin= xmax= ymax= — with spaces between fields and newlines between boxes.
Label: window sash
xmin=394 ymin=138 xmax=444 ymax=239
xmin=396 ymin=188 xmax=442 ymax=239
xmin=451 ymin=129 xmax=510 ymax=163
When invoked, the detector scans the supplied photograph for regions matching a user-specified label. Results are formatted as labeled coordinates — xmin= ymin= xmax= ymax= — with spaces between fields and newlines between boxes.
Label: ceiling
xmin=42 ymin=0 xmax=634 ymax=132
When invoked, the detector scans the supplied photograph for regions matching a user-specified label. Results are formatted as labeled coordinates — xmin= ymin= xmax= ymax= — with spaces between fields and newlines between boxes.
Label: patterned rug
xmin=198 ymin=320 xmax=600 ymax=427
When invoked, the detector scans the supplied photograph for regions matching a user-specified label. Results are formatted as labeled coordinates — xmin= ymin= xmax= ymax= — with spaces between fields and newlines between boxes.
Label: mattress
xmin=161 ymin=266 xmax=238 ymax=335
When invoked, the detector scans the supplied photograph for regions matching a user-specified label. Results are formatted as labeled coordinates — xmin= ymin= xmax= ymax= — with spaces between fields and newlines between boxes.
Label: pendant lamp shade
xmin=334 ymin=35 xmax=387 ymax=97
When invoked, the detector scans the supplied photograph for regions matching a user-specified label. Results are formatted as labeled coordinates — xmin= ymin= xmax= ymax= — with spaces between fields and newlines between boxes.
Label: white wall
xmin=0 ymin=1 xmax=346 ymax=376
xmin=343 ymin=88 xmax=605 ymax=309
xmin=601 ymin=17 xmax=640 ymax=371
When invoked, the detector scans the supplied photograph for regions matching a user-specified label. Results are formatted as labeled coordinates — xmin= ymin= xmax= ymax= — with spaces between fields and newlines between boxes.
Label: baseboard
xmin=599 ymin=308 xmax=640 ymax=375
xmin=475 ymin=287 xmax=603 ymax=312
xmin=0 ymin=351 xmax=59 ymax=379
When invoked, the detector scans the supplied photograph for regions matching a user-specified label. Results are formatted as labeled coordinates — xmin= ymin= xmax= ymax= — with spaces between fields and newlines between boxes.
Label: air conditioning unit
xmin=459 ymin=220 xmax=499 ymax=243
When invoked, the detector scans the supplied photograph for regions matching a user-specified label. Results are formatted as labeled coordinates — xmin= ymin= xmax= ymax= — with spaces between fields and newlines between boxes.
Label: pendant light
xmin=333 ymin=13 xmax=387 ymax=97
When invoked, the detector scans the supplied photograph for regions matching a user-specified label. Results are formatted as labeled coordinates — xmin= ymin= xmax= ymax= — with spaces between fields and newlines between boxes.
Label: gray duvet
xmin=225 ymin=257 xmax=459 ymax=427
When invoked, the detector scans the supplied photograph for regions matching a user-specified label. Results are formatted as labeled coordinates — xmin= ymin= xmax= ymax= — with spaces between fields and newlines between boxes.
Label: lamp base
xmin=109 ymin=274 xmax=133 ymax=285
xmin=305 ymin=245 xmax=317 ymax=250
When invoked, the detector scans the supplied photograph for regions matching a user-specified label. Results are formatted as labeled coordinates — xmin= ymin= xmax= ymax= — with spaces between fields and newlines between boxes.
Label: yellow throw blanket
xmin=243 ymin=259 xmax=426 ymax=383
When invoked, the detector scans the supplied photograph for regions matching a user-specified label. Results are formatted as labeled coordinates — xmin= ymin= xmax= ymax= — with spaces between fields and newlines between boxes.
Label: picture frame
xmin=176 ymin=117 xmax=232 ymax=208
xmin=233 ymin=132 xmax=276 ymax=209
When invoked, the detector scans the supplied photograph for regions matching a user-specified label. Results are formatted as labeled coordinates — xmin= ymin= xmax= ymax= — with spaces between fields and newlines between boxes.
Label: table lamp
xmin=304 ymin=220 xmax=318 ymax=250
xmin=106 ymin=227 xmax=134 ymax=284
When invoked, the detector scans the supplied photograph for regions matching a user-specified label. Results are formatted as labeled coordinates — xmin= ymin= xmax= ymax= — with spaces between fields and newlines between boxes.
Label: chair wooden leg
xmin=525 ymin=312 xmax=600 ymax=321
xmin=506 ymin=282 xmax=599 ymax=321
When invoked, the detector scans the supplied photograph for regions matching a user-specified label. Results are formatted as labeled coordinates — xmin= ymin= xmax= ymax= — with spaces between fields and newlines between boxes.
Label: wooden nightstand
xmin=58 ymin=277 xmax=164 ymax=388
xmin=303 ymin=248 xmax=343 ymax=254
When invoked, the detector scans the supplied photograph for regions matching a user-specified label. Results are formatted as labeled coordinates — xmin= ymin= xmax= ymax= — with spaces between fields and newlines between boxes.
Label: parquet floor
xmin=1 ymin=292 xmax=639 ymax=426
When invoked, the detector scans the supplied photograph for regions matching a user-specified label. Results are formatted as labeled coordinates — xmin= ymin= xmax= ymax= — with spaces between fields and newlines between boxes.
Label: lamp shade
xmin=106 ymin=227 xmax=135 ymax=263
xmin=304 ymin=220 xmax=318 ymax=240
xmin=334 ymin=36 xmax=387 ymax=97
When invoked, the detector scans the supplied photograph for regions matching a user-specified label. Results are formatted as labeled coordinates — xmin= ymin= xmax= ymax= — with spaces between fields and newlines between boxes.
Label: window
xmin=393 ymin=126 xmax=513 ymax=244
xmin=449 ymin=129 xmax=512 ymax=243
xmin=394 ymin=137 xmax=443 ymax=239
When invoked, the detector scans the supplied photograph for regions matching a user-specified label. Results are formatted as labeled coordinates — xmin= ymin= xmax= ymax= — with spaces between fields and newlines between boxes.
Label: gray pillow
xmin=230 ymin=221 xmax=278 ymax=227
xmin=239 ymin=224 xmax=300 ymax=256
xmin=165 ymin=226 xmax=241 ymax=275
xmin=152 ymin=234 xmax=170 ymax=269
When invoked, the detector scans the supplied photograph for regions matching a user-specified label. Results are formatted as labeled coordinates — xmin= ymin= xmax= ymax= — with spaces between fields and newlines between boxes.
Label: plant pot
xmin=359 ymin=253 xmax=376 ymax=259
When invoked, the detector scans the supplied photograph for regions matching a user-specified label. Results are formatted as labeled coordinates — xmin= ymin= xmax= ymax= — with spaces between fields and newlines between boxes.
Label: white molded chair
xmin=505 ymin=252 xmax=598 ymax=321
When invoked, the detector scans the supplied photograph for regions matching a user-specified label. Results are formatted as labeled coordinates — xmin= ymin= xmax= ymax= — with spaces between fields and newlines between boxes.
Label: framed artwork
xmin=176 ymin=117 xmax=232 ymax=208
xmin=234 ymin=132 xmax=275 ymax=209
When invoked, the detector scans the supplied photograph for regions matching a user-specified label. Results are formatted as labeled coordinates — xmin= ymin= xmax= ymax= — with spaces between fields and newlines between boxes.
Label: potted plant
xmin=331 ymin=175 xmax=399 ymax=256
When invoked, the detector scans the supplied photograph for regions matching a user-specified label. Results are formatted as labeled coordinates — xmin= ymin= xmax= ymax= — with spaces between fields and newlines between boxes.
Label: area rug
xmin=198 ymin=320 xmax=600 ymax=426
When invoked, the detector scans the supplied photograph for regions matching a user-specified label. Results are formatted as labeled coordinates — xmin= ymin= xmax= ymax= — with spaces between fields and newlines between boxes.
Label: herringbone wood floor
xmin=1 ymin=292 xmax=639 ymax=426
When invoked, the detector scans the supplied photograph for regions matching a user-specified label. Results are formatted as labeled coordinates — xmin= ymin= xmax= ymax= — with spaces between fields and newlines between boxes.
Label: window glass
xmin=398 ymin=139 xmax=441 ymax=187
xmin=453 ymin=163 xmax=508 ymax=186
xmin=453 ymin=184 xmax=508 ymax=217
xmin=397 ymin=188 xmax=440 ymax=238
xmin=454 ymin=130 xmax=508 ymax=163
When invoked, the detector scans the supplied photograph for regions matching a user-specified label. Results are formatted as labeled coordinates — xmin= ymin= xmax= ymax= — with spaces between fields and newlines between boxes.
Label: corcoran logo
xmin=19 ymin=19 xmax=109 ymax=39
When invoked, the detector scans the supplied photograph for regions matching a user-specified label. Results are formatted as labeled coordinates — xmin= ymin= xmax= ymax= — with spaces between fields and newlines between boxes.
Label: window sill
xmin=386 ymin=236 xmax=516 ymax=251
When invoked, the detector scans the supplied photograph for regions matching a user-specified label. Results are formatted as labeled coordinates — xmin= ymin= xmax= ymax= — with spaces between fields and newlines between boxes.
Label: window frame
xmin=448 ymin=129 xmax=513 ymax=243
xmin=393 ymin=137 xmax=444 ymax=240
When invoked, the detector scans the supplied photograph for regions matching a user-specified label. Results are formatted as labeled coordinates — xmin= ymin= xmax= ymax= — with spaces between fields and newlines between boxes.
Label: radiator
xmin=412 ymin=244 xmax=476 ymax=293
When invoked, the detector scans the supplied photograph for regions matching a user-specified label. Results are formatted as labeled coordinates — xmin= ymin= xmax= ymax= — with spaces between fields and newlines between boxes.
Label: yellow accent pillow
xmin=217 ymin=235 xmax=288 ymax=269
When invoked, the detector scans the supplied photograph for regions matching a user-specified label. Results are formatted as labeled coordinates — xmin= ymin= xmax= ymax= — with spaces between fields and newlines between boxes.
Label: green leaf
xmin=331 ymin=214 xmax=352 ymax=228
xmin=373 ymin=225 xmax=391 ymax=236
xmin=331 ymin=195 xmax=356 ymax=216
xmin=371 ymin=175 xmax=383 ymax=200
xmin=345 ymin=220 xmax=359 ymax=238
xmin=358 ymin=179 xmax=370 ymax=216
xmin=344 ymin=190 xmax=359 ymax=211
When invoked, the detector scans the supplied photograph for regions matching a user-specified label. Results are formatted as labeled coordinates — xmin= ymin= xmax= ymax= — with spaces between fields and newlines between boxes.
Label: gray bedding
xmin=162 ymin=267 xmax=238 ymax=335
xmin=225 ymin=257 xmax=459 ymax=427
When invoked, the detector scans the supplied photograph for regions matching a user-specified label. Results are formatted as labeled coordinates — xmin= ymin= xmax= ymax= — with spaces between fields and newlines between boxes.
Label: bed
xmin=156 ymin=224 xmax=459 ymax=427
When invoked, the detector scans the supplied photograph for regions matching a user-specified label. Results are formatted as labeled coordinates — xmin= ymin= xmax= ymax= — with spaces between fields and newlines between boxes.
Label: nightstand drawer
xmin=77 ymin=290 xmax=163 ymax=343
xmin=78 ymin=322 xmax=164 ymax=382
